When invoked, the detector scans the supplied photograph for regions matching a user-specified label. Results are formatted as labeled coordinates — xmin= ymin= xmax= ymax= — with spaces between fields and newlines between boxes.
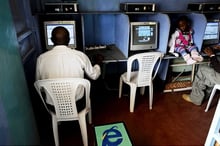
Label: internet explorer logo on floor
xmin=102 ymin=126 xmax=123 ymax=145
xmin=94 ymin=122 xmax=132 ymax=146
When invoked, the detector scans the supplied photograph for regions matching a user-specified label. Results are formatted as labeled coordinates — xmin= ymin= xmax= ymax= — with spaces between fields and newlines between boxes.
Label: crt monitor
xmin=130 ymin=21 xmax=158 ymax=51
xmin=203 ymin=20 xmax=220 ymax=46
xmin=44 ymin=20 xmax=77 ymax=50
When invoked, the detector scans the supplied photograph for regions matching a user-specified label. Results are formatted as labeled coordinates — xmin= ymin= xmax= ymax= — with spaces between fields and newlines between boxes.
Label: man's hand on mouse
xmin=94 ymin=54 xmax=104 ymax=65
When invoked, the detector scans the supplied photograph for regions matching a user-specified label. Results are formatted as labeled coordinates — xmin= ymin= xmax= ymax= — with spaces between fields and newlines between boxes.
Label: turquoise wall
xmin=0 ymin=1 xmax=39 ymax=145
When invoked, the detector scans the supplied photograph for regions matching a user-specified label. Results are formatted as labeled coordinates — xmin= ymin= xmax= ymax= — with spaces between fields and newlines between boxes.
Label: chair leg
xmin=88 ymin=108 xmax=92 ymax=124
xmin=140 ymin=87 xmax=145 ymax=96
xmin=119 ymin=77 xmax=123 ymax=98
xmin=52 ymin=116 xmax=59 ymax=146
xmin=130 ymin=85 xmax=137 ymax=113
xmin=79 ymin=113 xmax=88 ymax=146
xmin=205 ymin=100 xmax=220 ymax=146
xmin=149 ymin=84 xmax=153 ymax=110
xmin=205 ymin=85 xmax=218 ymax=112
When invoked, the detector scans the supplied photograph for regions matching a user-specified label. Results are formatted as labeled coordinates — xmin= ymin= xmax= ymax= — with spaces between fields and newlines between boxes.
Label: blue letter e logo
xmin=102 ymin=126 xmax=123 ymax=146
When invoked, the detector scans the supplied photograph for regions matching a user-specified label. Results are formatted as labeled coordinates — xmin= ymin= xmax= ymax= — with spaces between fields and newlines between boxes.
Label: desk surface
xmin=85 ymin=45 xmax=127 ymax=63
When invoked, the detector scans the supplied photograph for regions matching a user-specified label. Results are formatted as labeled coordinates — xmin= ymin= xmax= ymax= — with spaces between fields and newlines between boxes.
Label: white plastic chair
xmin=119 ymin=52 xmax=164 ymax=112
xmin=34 ymin=78 xmax=91 ymax=146
xmin=205 ymin=84 xmax=220 ymax=112
xmin=205 ymin=99 xmax=220 ymax=146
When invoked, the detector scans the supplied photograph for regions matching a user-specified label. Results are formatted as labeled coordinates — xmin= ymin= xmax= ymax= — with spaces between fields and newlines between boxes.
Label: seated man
xmin=36 ymin=26 xmax=102 ymax=105
xmin=182 ymin=46 xmax=220 ymax=105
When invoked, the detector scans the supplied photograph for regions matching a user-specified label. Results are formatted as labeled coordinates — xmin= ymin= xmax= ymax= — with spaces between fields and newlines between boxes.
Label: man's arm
xmin=83 ymin=54 xmax=101 ymax=80
xmin=203 ymin=47 xmax=220 ymax=73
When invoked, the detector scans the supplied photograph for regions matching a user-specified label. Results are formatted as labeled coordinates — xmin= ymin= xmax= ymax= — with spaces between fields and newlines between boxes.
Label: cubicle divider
xmin=168 ymin=13 xmax=207 ymax=52
xmin=128 ymin=13 xmax=170 ymax=53
xmin=115 ymin=14 xmax=130 ymax=58
xmin=164 ymin=13 xmax=207 ymax=92
xmin=83 ymin=13 xmax=129 ymax=58
xmin=83 ymin=13 xmax=170 ymax=82
xmin=127 ymin=13 xmax=170 ymax=80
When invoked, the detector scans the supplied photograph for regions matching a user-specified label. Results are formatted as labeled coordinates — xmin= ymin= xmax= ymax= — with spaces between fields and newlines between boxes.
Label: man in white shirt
xmin=36 ymin=26 xmax=101 ymax=105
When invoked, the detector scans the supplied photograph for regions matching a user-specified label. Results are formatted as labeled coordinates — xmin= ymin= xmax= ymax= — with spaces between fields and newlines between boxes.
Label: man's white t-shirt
xmin=36 ymin=45 xmax=101 ymax=105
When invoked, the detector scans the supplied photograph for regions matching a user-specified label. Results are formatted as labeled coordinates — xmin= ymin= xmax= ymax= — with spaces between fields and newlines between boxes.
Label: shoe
xmin=192 ymin=54 xmax=203 ymax=62
xmin=191 ymin=50 xmax=203 ymax=62
xmin=215 ymin=141 xmax=220 ymax=146
xmin=183 ymin=54 xmax=197 ymax=65
xmin=186 ymin=57 xmax=197 ymax=65
xmin=182 ymin=94 xmax=193 ymax=103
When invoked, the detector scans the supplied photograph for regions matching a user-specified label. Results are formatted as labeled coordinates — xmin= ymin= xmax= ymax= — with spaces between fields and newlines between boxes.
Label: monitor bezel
xmin=203 ymin=20 xmax=220 ymax=46
xmin=44 ymin=20 xmax=77 ymax=50
xmin=130 ymin=21 xmax=158 ymax=51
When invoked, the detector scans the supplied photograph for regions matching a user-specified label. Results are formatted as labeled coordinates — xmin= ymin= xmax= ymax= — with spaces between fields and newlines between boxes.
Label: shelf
xmin=35 ymin=10 xmax=220 ymax=16
xmin=163 ymin=80 xmax=192 ymax=93
xmin=164 ymin=58 xmax=210 ymax=92
xmin=80 ymin=11 xmax=122 ymax=14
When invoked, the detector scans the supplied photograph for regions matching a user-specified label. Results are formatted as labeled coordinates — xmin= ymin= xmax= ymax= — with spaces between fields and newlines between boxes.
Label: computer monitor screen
xmin=130 ymin=21 xmax=158 ymax=51
xmin=203 ymin=20 xmax=220 ymax=45
xmin=44 ymin=20 xmax=77 ymax=50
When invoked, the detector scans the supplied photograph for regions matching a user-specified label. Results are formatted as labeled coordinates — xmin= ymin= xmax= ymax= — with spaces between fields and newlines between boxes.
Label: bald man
xmin=36 ymin=26 xmax=101 ymax=105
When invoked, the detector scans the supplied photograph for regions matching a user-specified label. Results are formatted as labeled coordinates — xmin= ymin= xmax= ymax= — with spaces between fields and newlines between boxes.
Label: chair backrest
xmin=127 ymin=52 xmax=163 ymax=87
xmin=34 ymin=78 xmax=91 ymax=122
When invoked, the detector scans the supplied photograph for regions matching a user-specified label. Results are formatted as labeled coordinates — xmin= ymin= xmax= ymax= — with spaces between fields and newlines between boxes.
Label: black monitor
xmin=130 ymin=21 xmax=158 ymax=51
xmin=203 ymin=20 xmax=220 ymax=46
xmin=44 ymin=20 xmax=77 ymax=50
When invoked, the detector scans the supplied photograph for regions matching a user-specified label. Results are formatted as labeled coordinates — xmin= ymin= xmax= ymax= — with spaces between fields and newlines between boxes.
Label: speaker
xmin=187 ymin=3 xmax=204 ymax=11
xmin=203 ymin=3 xmax=220 ymax=11
xmin=188 ymin=3 xmax=220 ymax=12
xmin=120 ymin=3 xmax=156 ymax=12
xmin=45 ymin=3 xmax=78 ymax=13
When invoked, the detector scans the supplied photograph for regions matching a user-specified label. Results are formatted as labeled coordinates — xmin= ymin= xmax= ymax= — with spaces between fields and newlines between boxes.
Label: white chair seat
xmin=121 ymin=71 xmax=138 ymax=84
